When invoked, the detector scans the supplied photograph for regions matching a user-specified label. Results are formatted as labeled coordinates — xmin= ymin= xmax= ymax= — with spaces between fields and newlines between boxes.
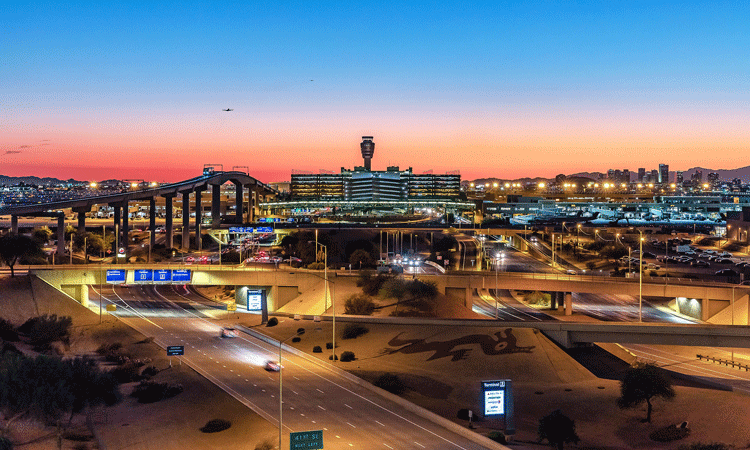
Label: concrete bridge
xmin=0 ymin=171 xmax=276 ymax=255
xmin=32 ymin=265 xmax=750 ymax=341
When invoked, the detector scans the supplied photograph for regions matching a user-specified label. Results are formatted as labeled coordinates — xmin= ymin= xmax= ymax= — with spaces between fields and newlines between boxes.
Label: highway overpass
xmin=0 ymin=171 xmax=277 ymax=254
xmin=30 ymin=265 xmax=750 ymax=345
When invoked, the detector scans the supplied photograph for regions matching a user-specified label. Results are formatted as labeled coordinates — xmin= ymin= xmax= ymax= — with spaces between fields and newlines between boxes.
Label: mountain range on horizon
xmin=468 ymin=165 xmax=750 ymax=185
xmin=3 ymin=165 xmax=750 ymax=187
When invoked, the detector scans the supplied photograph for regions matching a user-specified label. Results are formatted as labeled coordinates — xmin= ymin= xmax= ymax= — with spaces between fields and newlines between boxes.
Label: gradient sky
xmin=2 ymin=1 xmax=749 ymax=183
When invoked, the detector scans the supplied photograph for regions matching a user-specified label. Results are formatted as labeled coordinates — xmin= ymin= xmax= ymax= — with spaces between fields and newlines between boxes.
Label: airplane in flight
xmin=223 ymin=108 xmax=233 ymax=111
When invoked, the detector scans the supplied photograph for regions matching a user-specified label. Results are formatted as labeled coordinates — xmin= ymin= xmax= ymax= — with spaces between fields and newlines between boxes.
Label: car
xmin=720 ymin=251 xmax=733 ymax=257
xmin=703 ymin=250 xmax=718 ymax=255
xmin=641 ymin=252 xmax=656 ymax=259
xmin=199 ymin=255 xmax=210 ymax=264
xmin=715 ymin=258 xmax=733 ymax=264
xmin=221 ymin=327 xmax=238 ymax=338
xmin=184 ymin=256 xmax=195 ymax=264
xmin=264 ymin=360 xmax=282 ymax=372
xmin=646 ymin=263 xmax=661 ymax=270
xmin=735 ymin=261 xmax=749 ymax=268
xmin=691 ymin=260 xmax=710 ymax=267
xmin=566 ymin=269 xmax=577 ymax=275
xmin=715 ymin=269 xmax=739 ymax=277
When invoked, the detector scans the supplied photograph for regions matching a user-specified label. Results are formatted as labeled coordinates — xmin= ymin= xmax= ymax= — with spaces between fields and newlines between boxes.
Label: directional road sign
xmin=290 ymin=430 xmax=323 ymax=450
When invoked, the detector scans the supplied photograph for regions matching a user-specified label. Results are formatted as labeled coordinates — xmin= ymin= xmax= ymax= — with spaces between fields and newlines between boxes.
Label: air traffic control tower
xmin=360 ymin=136 xmax=375 ymax=171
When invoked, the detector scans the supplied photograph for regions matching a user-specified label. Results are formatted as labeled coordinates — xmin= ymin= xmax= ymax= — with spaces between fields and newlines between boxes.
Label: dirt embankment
xmin=0 ymin=275 xmax=276 ymax=450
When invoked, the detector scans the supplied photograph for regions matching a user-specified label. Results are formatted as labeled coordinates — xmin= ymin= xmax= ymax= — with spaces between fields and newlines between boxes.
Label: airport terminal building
xmin=268 ymin=137 xmax=470 ymax=216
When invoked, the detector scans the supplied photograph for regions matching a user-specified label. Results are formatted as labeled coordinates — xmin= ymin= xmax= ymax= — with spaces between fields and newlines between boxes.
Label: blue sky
xmin=2 ymin=1 xmax=749 ymax=181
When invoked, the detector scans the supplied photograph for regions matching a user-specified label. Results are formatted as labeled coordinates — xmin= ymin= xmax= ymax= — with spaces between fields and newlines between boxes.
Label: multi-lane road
xmin=89 ymin=284 xmax=499 ymax=450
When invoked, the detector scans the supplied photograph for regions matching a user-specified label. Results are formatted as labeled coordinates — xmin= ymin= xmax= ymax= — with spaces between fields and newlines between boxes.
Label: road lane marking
xmin=414 ymin=442 xmax=425 ymax=448
xmin=375 ymin=421 xmax=385 ymax=427
xmin=318 ymin=405 xmax=326 ymax=411
xmin=384 ymin=445 xmax=393 ymax=449
xmin=316 ymin=388 xmax=324 ymax=393
xmin=292 ymin=390 xmax=298 ymax=395
xmin=344 ymin=403 xmax=352 ymax=409
xmin=346 ymin=422 xmax=356 ymax=428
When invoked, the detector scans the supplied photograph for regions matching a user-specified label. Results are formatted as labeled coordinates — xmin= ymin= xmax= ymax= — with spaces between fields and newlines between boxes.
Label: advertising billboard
xmin=105 ymin=270 xmax=127 ymax=284
xmin=133 ymin=269 xmax=153 ymax=283
xmin=172 ymin=269 xmax=191 ymax=283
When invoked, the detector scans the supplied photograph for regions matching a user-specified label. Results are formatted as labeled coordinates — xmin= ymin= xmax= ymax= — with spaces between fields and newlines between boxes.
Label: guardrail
xmin=696 ymin=354 xmax=750 ymax=371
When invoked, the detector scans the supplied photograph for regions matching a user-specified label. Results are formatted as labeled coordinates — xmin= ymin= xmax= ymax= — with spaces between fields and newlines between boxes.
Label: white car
xmin=220 ymin=327 xmax=238 ymax=338
xmin=264 ymin=360 xmax=282 ymax=372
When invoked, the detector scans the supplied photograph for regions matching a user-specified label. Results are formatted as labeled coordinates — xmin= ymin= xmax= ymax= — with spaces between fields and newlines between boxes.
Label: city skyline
xmin=3 ymin=2 xmax=749 ymax=183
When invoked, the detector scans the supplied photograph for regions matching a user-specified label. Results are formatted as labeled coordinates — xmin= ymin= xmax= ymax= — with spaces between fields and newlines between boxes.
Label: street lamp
xmin=638 ymin=229 xmax=644 ymax=322
xmin=310 ymin=241 xmax=333 ymax=361
xmin=576 ymin=224 xmax=581 ymax=249
xmin=145 ymin=230 xmax=152 ymax=263
xmin=278 ymin=328 xmax=305 ymax=450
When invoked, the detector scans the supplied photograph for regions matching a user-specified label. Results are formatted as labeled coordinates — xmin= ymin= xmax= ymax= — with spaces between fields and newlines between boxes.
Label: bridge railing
xmin=696 ymin=354 xmax=750 ymax=371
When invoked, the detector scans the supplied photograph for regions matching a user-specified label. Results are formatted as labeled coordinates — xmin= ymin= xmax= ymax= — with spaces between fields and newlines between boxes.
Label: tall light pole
xmin=551 ymin=234 xmax=556 ymax=269
xmin=638 ymin=229 xmax=644 ymax=322
xmin=494 ymin=254 xmax=500 ymax=319
xmin=311 ymin=241 xmax=332 ymax=360
xmin=279 ymin=328 xmax=305 ymax=450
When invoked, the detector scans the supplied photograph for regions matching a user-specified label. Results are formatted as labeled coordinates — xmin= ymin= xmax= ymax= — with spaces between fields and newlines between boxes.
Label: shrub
xmin=255 ymin=441 xmax=274 ymax=450
xmin=344 ymin=294 xmax=376 ymax=315
xmin=328 ymin=354 xmax=338 ymax=360
xmin=326 ymin=342 xmax=333 ymax=349
xmin=18 ymin=314 xmax=72 ymax=348
xmin=110 ymin=361 xmax=145 ymax=383
xmin=130 ymin=380 xmax=183 ymax=403
xmin=340 ymin=351 xmax=355 ymax=362
xmin=200 ymin=419 xmax=232 ymax=433
xmin=141 ymin=365 xmax=159 ymax=378
xmin=0 ymin=318 xmax=19 ymax=341
xmin=678 ymin=444 xmax=730 ymax=450
xmin=312 ymin=346 xmax=322 ymax=353
xmin=374 ymin=373 xmax=406 ymax=395
xmin=342 ymin=323 xmax=369 ymax=340
xmin=266 ymin=317 xmax=279 ymax=327
xmin=0 ymin=436 xmax=12 ymax=450
xmin=291 ymin=337 xmax=301 ymax=343
xmin=650 ymin=424 xmax=691 ymax=442
xmin=307 ymin=262 xmax=325 ymax=270
xmin=487 ymin=431 xmax=507 ymax=444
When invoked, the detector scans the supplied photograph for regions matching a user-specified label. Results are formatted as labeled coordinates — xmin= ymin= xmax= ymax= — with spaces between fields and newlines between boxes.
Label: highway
xmin=89 ymin=284 xmax=498 ymax=450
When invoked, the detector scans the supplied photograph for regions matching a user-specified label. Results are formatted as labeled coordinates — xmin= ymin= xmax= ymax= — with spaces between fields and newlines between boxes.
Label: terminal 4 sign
xmin=133 ymin=269 xmax=153 ymax=283
xmin=482 ymin=379 xmax=515 ymax=434
xmin=290 ymin=430 xmax=323 ymax=450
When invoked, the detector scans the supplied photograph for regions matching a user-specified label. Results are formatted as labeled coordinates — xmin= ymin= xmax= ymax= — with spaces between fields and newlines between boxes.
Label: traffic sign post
xmin=290 ymin=430 xmax=323 ymax=450
xmin=167 ymin=345 xmax=184 ymax=367
xmin=482 ymin=379 xmax=514 ymax=435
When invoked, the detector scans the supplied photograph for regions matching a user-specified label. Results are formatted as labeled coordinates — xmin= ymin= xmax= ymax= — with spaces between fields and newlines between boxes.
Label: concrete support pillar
xmin=121 ymin=202 xmax=129 ymax=253
xmin=113 ymin=205 xmax=121 ymax=252
xmin=249 ymin=189 xmax=257 ymax=223
xmin=549 ymin=292 xmax=558 ymax=310
xmin=564 ymin=292 xmax=573 ymax=316
xmin=465 ymin=287 xmax=472 ymax=308
xmin=149 ymin=197 xmax=156 ymax=249
xmin=57 ymin=216 xmax=66 ymax=256
xmin=11 ymin=215 xmax=18 ymax=234
xmin=74 ymin=207 xmax=90 ymax=235
xmin=701 ymin=298 xmax=710 ymax=321
xmin=181 ymin=192 xmax=190 ymax=250
xmin=164 ymin=195 xmax=174 ymax=249
xmin=195 ymin=189 xmax=202 ymax=251
xmin=234 ymin=182 xmax=244 ymax=224
xmin=211 ymin=184 xmax=221 ymax=228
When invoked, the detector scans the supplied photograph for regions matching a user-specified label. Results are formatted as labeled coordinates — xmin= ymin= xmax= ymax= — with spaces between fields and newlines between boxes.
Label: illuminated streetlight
xmin=89 ymin=182 xmax=98 ymax=188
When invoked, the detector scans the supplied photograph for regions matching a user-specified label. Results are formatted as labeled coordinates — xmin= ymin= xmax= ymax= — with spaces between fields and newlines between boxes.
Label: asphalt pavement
xmin=88 ymin=285 xmax=501 ymax=450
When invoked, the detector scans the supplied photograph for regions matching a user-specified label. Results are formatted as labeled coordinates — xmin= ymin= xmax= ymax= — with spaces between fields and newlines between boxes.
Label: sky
xmin=2 ymin=1 xmax=749 ymax=183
